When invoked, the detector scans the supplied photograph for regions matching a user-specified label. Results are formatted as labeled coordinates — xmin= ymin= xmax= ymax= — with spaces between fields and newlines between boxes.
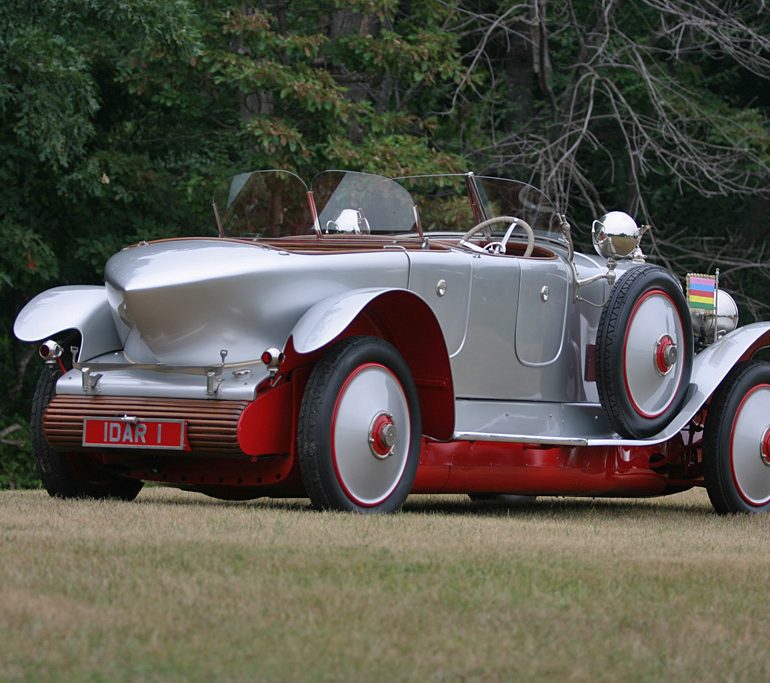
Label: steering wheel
xmin=458 ymin=216 xmax=535 ymax=257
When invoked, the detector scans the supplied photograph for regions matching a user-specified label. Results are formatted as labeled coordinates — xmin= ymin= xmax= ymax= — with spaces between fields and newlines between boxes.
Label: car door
xmin=451 ymin=251 xmax=576 ymax=402
xmin=406 ymin=249 xmax=473 ymax=357
xmin=514 ymin=257 xmax=571 ymax=366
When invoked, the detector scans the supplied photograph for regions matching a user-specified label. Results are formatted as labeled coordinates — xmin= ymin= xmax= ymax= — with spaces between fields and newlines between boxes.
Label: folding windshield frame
xmin=310 ymin=170 xmax=423 ymax=239
xmin=212 ymin=168 xmax=563 ymax=242
xmin=213 ymin=169 xmax=321 ymax=239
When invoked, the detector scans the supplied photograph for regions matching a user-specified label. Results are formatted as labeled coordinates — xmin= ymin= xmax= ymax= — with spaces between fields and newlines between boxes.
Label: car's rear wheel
xmin=704 ymin=361 xmax=770 ymax=514
xmin=297 ymin=336 xmax=421 ymax=512
xmin=32 ymin=364 xmax=144 ymax=500
xmin=595 ymin=265 xmax=693 ymax=439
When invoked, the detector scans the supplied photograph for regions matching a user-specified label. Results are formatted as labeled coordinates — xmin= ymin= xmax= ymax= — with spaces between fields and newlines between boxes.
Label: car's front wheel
xmin=297 ymin=336 xmax=421 ymax=512
xmin=704 ymin=361 xmax=770 ymax=514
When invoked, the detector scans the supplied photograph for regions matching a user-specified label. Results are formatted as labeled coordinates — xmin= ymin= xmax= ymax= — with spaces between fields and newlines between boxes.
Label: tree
xmin=447 ymin=0 xmax=770 ymax=314
xmin=1 ymin=0 xmax=768 ymax=487
xmin=0 ymin=0 xmax=467 ymax=486
xmin=0 ymin=0 xmax=204 ymax=485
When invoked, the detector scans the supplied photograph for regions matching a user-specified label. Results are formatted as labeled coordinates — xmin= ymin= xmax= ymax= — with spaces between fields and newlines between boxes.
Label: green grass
xmin=1 ymin=487 xmax=769 ymax=682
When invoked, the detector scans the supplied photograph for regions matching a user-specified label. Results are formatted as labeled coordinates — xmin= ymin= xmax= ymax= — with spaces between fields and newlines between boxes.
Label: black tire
xmin=595 ymin=265 xmax=693 ymax=438
xmin=31 ymin=365 xmax=144 ymax=500
xmin=297 ymin=336 xmax=421 ymax=512
xmin=703 ymin=361 xmax=770 ymax=514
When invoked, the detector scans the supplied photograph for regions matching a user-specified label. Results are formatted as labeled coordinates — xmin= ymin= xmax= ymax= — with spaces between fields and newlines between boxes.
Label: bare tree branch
xmin=444 ymin=0 xmax=770 ymax=317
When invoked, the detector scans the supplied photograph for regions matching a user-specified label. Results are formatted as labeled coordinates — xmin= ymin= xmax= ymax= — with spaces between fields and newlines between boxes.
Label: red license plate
xmin=82 ymin=418 xmax=189 ymax=450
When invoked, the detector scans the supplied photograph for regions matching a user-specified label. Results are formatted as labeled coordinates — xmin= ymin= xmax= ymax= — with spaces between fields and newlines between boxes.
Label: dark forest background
xmin=1 ymin=0 xmax=768 ymax=487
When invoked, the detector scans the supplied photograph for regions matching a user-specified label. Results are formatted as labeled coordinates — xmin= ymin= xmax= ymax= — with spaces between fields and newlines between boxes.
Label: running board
xmin=452 ymin=397 xmax=693 ymax=447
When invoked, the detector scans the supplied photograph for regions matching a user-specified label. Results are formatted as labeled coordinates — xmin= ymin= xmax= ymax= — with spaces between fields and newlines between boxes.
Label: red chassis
xmin=40 ymin=292 xmax=770 ymax=507
xmin=46 ymin=366 xmax=698 ymax=502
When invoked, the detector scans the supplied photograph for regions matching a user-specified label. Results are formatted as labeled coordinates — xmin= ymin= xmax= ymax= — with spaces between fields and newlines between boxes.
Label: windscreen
xmin=311 ymin=171 xmax=418 ymax=235
xmin=393 ymin=174 xmax=563 ymax=240
xmin=475 ymin=176 xmax=562 ymax=239
xmin=393 ymin=175 xmax=475 ymax=232
xmin=212 ymin=170 xmax=314 ymax=238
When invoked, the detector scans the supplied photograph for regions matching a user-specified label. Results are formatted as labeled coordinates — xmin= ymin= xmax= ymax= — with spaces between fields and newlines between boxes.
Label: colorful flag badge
xmin=686 ymin=273 xmax=717 ymax=310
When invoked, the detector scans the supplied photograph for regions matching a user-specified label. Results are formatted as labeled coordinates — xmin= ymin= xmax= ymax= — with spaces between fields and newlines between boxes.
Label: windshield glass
xmin=311 ymin=171 xmax=418 ymax=235
xmin=392 ymin=175 xmax=476 ymax=232
xmin=474 ymin=176 xmax=562 ymax=239
xmin=393 ymin=174 xmax=562 ymax=240
xmin=212 ymin=170 xmax=314 ymax=238
xmin=210 ymin=169 xmax=563 ymax=242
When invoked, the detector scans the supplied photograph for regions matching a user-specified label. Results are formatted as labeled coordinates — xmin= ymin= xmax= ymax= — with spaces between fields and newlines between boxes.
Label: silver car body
xmin=14 ymin=171 xmax=770 ymax=446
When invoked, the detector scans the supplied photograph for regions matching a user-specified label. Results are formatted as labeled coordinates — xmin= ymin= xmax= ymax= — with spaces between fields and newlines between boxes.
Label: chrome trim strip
xmin=453 ymin=431 xmax=588 ymax=446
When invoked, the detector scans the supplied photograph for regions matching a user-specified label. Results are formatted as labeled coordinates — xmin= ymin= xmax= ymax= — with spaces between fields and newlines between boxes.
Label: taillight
xmin=261 ymin=347 xmax=283 ymax=370
xmin=39 ymin=340 xmax=63 ymax=360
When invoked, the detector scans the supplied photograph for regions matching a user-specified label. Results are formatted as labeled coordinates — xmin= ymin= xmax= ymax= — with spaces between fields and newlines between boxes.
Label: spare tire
xmin=595 ymin=265 xmax=693 ymax=439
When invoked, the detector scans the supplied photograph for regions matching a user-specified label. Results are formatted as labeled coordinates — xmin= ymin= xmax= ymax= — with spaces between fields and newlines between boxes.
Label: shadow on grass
xmin=402 ymin=496 xmax=713 ymax=518
xmin=133 ymin=486 xmax=714 ymax=518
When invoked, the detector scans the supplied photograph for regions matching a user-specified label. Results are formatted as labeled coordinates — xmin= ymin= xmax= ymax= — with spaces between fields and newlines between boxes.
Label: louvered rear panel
xmin=44 ymin=396 xmax=249 ymax=455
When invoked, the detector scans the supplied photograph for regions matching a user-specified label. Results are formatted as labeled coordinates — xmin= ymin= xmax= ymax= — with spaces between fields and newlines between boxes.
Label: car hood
xmin=104 ymin=238 xmax=409 ymax=366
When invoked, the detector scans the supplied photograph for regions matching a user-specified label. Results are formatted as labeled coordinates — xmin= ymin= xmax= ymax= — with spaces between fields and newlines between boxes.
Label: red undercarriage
xmin=82 ymin=412 xmax=702 ymax=498
xmin=50 ymin=351 xmax=705 ymax=500
xmin=86 ymin=431 xmax=700 ymax=500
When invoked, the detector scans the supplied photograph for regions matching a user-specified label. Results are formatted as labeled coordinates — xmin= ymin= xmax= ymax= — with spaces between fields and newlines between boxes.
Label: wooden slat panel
xmin=43 ymin=395 xmax=250 ymax=455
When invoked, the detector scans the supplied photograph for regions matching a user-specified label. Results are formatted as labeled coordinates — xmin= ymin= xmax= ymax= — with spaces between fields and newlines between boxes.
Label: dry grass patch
xmin=1 ymin=487 xmax=769 ymax=682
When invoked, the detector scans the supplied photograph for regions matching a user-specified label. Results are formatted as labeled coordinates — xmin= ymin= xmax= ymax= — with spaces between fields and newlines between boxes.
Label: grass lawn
xmin=1 ymin=487 xmax=768 ymax=682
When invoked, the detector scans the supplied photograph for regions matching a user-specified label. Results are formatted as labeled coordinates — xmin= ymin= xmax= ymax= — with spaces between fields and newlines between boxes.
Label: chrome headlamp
xmin=691 ymin=290 xmax=739 ymax=340
xmin=39 ymin=339 xmax=63 ymax=361
xmin=592 ymin=211 xmax=641 ymax=259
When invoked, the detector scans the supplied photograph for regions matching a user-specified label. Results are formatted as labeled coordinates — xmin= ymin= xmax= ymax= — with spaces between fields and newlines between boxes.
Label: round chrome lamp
xmin=592 ymin=211 xmax=641 ymax=259
xmin=691 ymin=290 xmax=739 ymax=340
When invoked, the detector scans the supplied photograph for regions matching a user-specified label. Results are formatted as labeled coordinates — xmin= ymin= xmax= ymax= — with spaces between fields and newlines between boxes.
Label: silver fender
xmin=590 ymin=322 xmax=770 ymax=446
xmin=291 ymin=287 xmax=403 ymax=354
xmin=13 ymin=286 xmax=122 ymax=362
xmin=288 ymin=287 xmax=455 ymax=440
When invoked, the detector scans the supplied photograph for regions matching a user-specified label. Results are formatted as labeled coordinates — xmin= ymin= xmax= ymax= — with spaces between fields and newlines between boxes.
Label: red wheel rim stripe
xmin=729 ymin=383 xmax=770 ymax=507
xmin=622 ymin=288 xmax=685 ymax=419
xmin=330 ymin=362 xmax=406 ymax=508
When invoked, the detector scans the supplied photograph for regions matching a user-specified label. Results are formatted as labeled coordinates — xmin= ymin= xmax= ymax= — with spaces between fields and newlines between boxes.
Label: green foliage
xmin=0 ymin=326 xmax=36 ymax=489
xmin=0 ymin=0 xmax=768 ymax=488
xmin=0 ymin=0 xmax=467 ymax=488
xmin=0 ymin=422 xmax=36 ymax=490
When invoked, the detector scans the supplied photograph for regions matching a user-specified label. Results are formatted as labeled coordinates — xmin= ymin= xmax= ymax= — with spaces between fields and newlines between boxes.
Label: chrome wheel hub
xmin=369 ymin=412 xmax=397 ymax=459
xmin=760 ymin=427 xmax=770 ymax=468
xmin=654 ymin=334 xmax=677 ymax=376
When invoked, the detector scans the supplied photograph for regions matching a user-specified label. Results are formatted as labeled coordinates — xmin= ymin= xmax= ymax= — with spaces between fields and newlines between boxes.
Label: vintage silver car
xmin=14 ymin=170 xmax=770 ymax=514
